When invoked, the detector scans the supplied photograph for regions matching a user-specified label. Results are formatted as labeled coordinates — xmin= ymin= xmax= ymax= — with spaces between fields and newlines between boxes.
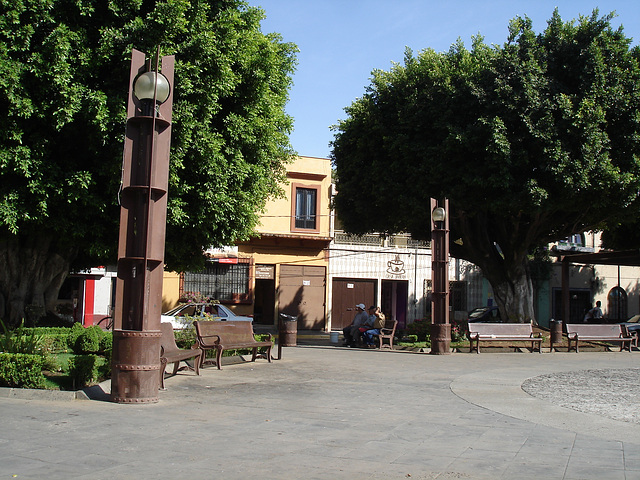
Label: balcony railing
xmin=334 ymin=231 xmax=430 ymax=248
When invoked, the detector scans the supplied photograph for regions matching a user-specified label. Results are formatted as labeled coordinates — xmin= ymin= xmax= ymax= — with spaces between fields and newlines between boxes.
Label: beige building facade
xmin=162 ymin=156 xmax=332 ymax=330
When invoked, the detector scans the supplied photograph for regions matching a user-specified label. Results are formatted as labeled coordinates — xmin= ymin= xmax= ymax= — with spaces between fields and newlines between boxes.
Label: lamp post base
xmin=430 ymin=323 xmax=451 ymax=355
xmin=111 ymin=330 xmax=162 ymax=403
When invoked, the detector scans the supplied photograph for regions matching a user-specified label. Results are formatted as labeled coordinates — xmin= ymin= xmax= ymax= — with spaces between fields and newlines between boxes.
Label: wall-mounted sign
xmin=255 ymin=264 xmax=275 ymax=280
xmin=215 ymin=257 xmax=238 ymax=264
xmin=347 ymin=283 xmax=354 ymax=289
xmin=386 ymin=255 xmax=406 ymax=276
xmin=303 ymin=280 xmax=311 ymax=286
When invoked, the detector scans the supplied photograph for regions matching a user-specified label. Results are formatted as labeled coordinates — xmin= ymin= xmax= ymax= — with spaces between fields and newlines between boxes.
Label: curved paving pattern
xmin=522 ymin=368 xmax=640 ymax=424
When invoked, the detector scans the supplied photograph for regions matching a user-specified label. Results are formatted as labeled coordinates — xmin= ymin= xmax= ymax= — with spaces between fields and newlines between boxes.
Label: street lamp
xmin=133 ymin=71 xmax=171 ymax=116
xmin=111 ymin=49 xmax=175 ymax=403
xmin=430 ymin=198 xmax=450 ymax=355
xmin=432 ymin=207 xmax=446 ymax=223
xmin=134 ymin=71 xmax=171 ymax=102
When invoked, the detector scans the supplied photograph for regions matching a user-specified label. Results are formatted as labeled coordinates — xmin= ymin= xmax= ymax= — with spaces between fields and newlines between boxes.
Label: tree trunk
xmin=0 ymin=234 xmax=77 ymax=326
xmin=483 ymin=264 xmax=536 ymax=324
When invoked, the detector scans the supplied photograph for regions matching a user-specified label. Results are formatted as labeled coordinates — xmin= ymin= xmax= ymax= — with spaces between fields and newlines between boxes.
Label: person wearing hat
xmin=342 ymin=303 xmax=369 ymax=347
xmin=362 ymin=306 xmax=386 ymax=347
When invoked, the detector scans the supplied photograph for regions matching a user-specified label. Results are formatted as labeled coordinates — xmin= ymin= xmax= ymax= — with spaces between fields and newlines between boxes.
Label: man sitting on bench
xmin=343 ymin=304 xmax=369 ymax=347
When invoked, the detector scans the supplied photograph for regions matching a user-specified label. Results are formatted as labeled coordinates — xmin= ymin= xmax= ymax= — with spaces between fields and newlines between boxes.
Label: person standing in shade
xmin=343 ymin=304 xmax=369 ymax=347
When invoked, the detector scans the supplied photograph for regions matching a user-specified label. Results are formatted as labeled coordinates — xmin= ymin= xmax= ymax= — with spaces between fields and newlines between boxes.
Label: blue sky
xmin=250 ymin=1 xmax=640 ymax=159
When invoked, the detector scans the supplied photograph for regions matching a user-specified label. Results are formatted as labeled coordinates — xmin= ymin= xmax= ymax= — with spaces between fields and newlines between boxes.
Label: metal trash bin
xmin=276 ymin=313 xmax=298 ymax=360
xmin=278 ymin=313 xmax=298 ymax=346
xmin=550 ymin=319 xmax=563 ymax=351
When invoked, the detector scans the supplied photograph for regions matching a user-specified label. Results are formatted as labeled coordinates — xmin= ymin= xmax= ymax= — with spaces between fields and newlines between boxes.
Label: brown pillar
xmin=111 ymin=49 xmax=174 ymax=403
xmin=430 ymin=198 xmax=451 ymax=355
xmin=562 ymin=256 xmax=570 ymax=325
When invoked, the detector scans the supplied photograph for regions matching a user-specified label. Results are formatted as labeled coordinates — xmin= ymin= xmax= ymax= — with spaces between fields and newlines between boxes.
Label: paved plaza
xmin=0 ymin=344 xmax=639 ymax=479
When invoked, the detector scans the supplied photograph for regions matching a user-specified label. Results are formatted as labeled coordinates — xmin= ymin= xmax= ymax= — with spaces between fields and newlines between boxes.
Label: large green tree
xmin=0 ymin=0 xmax=297 ymax=324
xmin=332 ymin=10 xmax=640 ymax=323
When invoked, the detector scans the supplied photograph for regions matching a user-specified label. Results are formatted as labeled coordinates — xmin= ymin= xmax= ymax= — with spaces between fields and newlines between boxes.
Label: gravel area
xmin=522 ymin=368 xmax=640 ymax=424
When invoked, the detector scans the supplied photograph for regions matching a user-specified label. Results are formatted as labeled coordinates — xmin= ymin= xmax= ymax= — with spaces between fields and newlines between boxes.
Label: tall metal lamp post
xmin=430 ymin=198 xmax=451 ymax=355
xmin=110 ymin=49 xmax=174 ymax=403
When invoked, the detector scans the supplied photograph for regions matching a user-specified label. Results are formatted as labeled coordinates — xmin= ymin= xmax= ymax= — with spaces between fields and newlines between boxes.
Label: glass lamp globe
xmin=432 ymin=207 xmax=446 ymax=222
xmin=133 ymin=71 xmax=170 ymax=103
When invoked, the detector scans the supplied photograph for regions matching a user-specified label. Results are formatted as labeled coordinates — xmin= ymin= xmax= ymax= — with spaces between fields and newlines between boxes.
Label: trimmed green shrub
xmin=76 ymin=326 xmax=101 ymax=353
xmin=40 ymin=333 xmax=70 ymax=354
xmin=67 ymin=323 xmax=85 ymax=351
xmin=19 ymin=327 xmax=71 ymax=354
xmin=68 ymin=354 xmax=109 ymax=388
xmin=404 ymin=319 xmax=431 ymax=343
xmin=99 ymin=333 xmax=112 ymax=358
xmin=0 ymin=353 xmax=45 ymax=389
xmin=41 ymin=353 xmax=60 ymax=372
xmin=27 ymin=327 xmax=73 ymax=335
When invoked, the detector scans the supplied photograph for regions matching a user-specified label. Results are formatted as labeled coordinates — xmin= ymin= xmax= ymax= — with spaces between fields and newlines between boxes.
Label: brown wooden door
xmin=279 ymin=265 xmax=326 ymax=330
xmin=331 ymin=278 xmax=376 ymax=330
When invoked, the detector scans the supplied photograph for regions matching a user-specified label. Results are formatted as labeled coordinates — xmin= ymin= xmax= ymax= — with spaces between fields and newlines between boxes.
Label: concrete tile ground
xmin=0 ymin=344 xmax=638 ymax=479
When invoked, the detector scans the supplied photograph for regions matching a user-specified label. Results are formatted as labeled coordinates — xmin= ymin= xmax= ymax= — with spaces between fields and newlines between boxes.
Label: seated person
xmin=363 ymin=307 xmax=386 ymax=347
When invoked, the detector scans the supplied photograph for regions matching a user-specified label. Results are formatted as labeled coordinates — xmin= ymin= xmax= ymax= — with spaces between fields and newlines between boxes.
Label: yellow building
xmin=163 ymin=156 xmax=332 ymax=330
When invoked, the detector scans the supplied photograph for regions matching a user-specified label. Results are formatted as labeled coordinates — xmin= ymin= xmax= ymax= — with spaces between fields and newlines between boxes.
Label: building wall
xmin=327 ymin=235 xmax=476 ymax=330
xmin=258 ymin=156 xmax=332 ymax=237
xmin=162 ymin=271 xmax=181 ymax=312
xmin=240 ymin=156 xmax=332 ymax=328
xmin=161 ymin=156 xmax=332 ymax=329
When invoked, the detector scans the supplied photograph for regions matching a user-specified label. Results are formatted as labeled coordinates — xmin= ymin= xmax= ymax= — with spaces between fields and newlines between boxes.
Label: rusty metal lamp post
xmin=430 ymin=198 xmax=451 ymax=355
xmin=110 ymin=49 xmax=174 ymax=403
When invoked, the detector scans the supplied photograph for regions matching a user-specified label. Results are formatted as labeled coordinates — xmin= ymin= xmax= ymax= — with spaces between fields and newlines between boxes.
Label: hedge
xmin=0 ymin=353 xmax=46 ymax=389
xmin=68 ymin=355 xmax=110 ymax=388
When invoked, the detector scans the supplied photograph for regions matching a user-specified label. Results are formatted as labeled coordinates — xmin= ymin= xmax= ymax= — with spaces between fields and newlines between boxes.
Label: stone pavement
xmin=1 ymin=344 xmax=639 ymax=479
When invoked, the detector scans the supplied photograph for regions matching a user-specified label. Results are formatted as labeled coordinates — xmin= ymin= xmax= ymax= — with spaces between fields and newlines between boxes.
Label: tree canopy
xmin=0 ymin=0 xmax=297 ymax=323
xmin=332 ymin=10 xmax=640 ymax=322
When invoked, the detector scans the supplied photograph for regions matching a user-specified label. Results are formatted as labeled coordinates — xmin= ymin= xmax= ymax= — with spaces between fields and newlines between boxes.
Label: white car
xmin=161 ymin=302 xmax=252 ymax=329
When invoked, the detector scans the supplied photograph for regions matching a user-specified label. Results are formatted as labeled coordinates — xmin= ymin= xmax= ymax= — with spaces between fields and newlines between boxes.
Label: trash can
xmin=278 ymin=313 xmax=298 ymax=347
xmin=550 ymin=319 xmax=563 ymax=351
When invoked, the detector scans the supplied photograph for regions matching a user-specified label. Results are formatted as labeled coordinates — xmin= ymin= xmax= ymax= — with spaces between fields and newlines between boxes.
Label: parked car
xmin=161 ymin=302 xmax=252 ymax=329
xmin=618 ymin=314 xmax=640 ymax=336
xmin=467 ymin=306 xmax=501 ymax=323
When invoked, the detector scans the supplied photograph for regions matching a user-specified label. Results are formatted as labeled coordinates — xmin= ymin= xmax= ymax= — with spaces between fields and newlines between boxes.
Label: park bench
xmin=159 ymin=322 xmax=201 ymax=389
xmin=565 ymin=324 xmax=633 ymax=353
xmin=468 ymin=322 xmax=543 ymax=354
xmin=369 ymin=319 xmax=398 ymax=349
xmin=194 ymin=320 xmax=273 ymax=370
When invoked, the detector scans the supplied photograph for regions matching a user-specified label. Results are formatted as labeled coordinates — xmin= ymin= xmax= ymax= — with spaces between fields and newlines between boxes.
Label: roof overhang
xmin=560 ymin=249 xmax=640 ymax=266
xmin=238 ymin=233 xmax=333 ymax=248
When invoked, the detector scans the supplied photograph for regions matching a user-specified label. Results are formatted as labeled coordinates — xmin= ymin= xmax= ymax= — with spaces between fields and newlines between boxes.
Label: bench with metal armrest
xmin=468 ymin=322 xmax=542 ymax=353
xmin=194 ymin=320 xmax=273 ymax=369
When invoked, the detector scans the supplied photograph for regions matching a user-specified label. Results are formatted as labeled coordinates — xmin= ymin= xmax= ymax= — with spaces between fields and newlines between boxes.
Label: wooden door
xmin=279 ymin=265 xmax=326 ymax=330
xmin=331 ymin=278 xmax=376 ymax=330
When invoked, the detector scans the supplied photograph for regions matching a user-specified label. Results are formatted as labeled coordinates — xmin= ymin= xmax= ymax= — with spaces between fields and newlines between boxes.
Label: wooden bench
xmin=370 ymin=319 xmax=398 ymax=349
xmin=468 ymin=322 xmax=542 ymax=353
xmin=194 ymin=320 xmax=273 ymax=370
xmin=565 ymin=324 xmax=633 ymax=352
xmin=160 ymin=322 xmax=201 ymax=389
